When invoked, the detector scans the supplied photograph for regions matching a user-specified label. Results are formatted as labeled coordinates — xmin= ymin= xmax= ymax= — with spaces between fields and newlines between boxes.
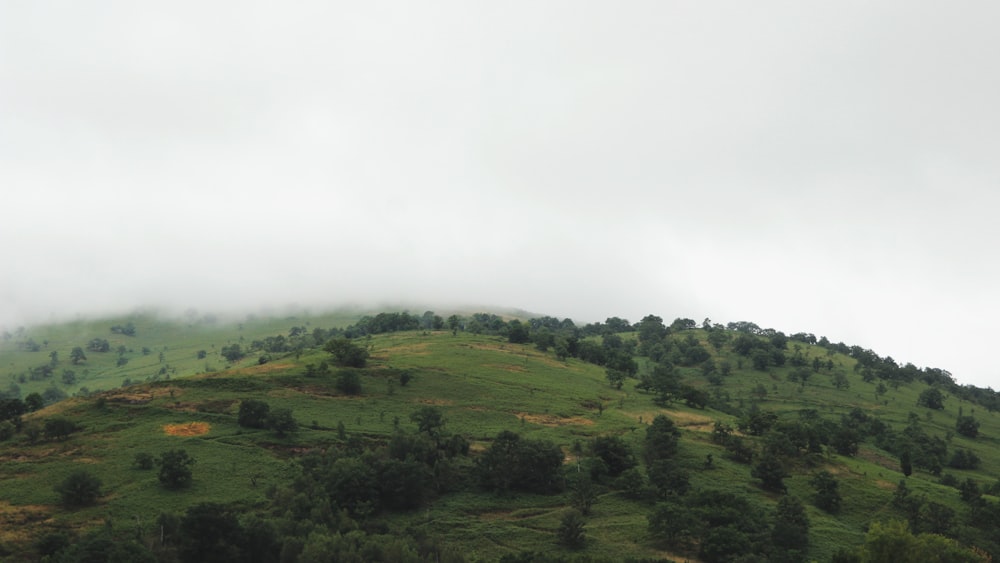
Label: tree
xmin=220 ymin=344 xmax=245 ymax=363
xmin=772 ymin=495 xmax=810 ymax=562
xmin=605 ymin=369 xmax=626 ymax=390
xmin=55 ymin=470 xmax=102 ymax=507
xmin=810 ymin=471 xmax=842 ymax=513
xmin=751 ymin=452 xmax=788 ymax=492
xmin=410 ymin=406 xmax=445 ymax=439
xmin=158 ymin=449 xmax=195 ymax=489
xmin=956 ymin=415 xmax=980 ymax=438
xmin=43 ymin=417 xmax=77 ymax=441
xmin=178 ymin=503 xmax=246 ymax=563
xmin=325 ymin=338 xmax=369 ymax=368
xmin=267 ymin=407 xmax=298 ymax=437
xmin=557 ymin=510 xmax=587 ymax=549
xmin=70 ymin=346 xmax=87 ymax=365
xmin=237 ymin=399 xmax=271 ymax=429
xmin=591 ymin=435 xmax=637 ymax=477
xmin=917 ymin=387 xmax=945 ymax=410
xmin=507 ymin=320 xmax=531 ymax=344
xmin=24 ymin=392 xmax=44 ymax=412
xmin=644 ymin=415 xmax=680 ymax=464
xmin=133 ymin=452 xmax=155 ymax=470
xmin=335 ymin=370 xmax=362 ymax=395
xmin=87 ymin=338 xmax=110 ymax=353
xmin=900 ymin=450 xmax=913 ymax=478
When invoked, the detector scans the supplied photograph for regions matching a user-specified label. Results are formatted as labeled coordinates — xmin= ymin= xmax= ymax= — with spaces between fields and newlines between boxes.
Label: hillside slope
xmin=0 ymin=312 xmax=997 ymax=562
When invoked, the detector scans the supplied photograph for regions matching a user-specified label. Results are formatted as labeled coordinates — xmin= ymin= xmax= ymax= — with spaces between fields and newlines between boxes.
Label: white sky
xmin=2 ymin=2 xmax=999 ymax=388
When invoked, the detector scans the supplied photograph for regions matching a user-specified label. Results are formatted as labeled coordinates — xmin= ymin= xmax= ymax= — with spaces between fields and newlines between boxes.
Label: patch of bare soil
xmin=383 ymin=343 xmax=431 ymax=356
xmin=515 ymin=412 xmax=595 ymax=427
xmin=163 ymin=422 xmax=210 ymax=437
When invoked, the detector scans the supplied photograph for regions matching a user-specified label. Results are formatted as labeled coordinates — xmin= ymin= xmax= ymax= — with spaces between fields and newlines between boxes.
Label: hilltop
xmin=0 ymin=310 xmax=998 ymax=562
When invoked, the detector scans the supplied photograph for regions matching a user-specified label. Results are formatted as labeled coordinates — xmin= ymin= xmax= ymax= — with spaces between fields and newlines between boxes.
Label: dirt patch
xmin=163 ymin=422 xmax=211 ymax=437
xmin=875 ymin=480 xmax=897 ymax=490
xmin=857 ymin=446 xmax=900 ymax=472
xmin=515 ymin=412 xmax=594 ymax=427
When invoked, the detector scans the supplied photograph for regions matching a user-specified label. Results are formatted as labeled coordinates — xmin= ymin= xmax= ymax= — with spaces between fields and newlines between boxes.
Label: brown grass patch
xmin=626 ymin=409 xmax=714 ymax=428
xmin=484 ymin=363 xmax=527 ymax=373
xmin=0 ymin=502 xmax=52 ymax=544
xmin=415 ymin=398 xmax=454 ymax=406
xmin=163 ymin=422 xmax=211 ymax=437
xmin=515 ymin=412 xmax=594 ymax=427
xmin=875 ymin=480 xmax=896 ymax=490
xmin=234 ymin=363 xmax=294 ymax=375
xmin=382 ymin=343 xmax=431 ymax=356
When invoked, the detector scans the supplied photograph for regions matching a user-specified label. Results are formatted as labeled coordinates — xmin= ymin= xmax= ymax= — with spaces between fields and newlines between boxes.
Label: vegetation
xmin=0 ymin=309 xmax=997 ymax=562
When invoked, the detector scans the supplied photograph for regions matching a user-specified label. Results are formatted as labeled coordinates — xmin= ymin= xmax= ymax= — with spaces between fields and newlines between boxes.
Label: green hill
xmin=1 ymin=311 xmax=997 ymax=562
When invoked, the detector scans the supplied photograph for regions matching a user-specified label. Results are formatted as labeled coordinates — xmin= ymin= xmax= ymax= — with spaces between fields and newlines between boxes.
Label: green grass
xmin=1 ymin=315 xmax=998 ymax=561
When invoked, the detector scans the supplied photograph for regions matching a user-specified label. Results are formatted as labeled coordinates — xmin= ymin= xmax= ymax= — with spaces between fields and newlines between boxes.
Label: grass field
xmin=1 ymin=311 xmax=997 ymax=561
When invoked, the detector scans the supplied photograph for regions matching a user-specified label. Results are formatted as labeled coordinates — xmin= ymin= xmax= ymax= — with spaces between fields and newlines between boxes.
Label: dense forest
xmin=0 ymin=310 xmax=997 ymax=562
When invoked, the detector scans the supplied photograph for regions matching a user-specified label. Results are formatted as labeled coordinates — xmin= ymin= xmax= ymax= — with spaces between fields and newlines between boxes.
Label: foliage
xmin=238 ymin=399 xmax=271 ymax=429
xmin=557 ymin=510 xmax=587 ymax=549
xmin=335 ymin=370 xmax=363 ymax=395
xmin=477 ymin=430 xmax=564 ymax=494
xmin=956 ymin=415 xmax=980 ymax=438
xmin=810 ymin=471 xmax=842 ymax=513
xmin=54 ymin=470 xmax=102 ymax=507
xmin=266 ymin=407 xmax=298 ymax=437
xmin=325 ymin=338 xmax=370 ymax=368
xmin=158 ymin=449 xmax=195 ymax=489
xmin=917 ymin=387 xmax=945 ymax=410
xmin=590 ymin=435 xmax=637 ymax=477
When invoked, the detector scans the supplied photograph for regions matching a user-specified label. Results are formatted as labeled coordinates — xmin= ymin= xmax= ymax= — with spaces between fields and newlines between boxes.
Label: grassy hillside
xmin=0 ymin=312 xmax=997 ymax=562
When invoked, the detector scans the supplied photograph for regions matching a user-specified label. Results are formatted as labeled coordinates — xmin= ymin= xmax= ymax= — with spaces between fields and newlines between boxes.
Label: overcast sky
xmin=2 ymin=2 xmax=999 ymax=387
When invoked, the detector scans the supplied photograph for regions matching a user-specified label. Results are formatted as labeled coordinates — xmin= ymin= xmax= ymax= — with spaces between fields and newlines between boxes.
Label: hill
xmin=1 ymin=310 xmax=998 ymax=562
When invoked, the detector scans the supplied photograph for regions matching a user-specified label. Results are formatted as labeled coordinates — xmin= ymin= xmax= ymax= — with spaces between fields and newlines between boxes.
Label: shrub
xmin=55 ymin=470 xmax=102 ymax=507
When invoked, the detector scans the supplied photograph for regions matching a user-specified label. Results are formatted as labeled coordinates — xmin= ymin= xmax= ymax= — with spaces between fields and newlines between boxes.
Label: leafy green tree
xmin=70 ymin=346 xmax=87 ymax=365
xmin=237 ymin=399 xmax=271 ymax=429
xmin=570 ymin=474 xmax=597 ymax=515
xmin=178 ymin=502 xmax=246 ymax=563
xmin=859 ymin=520 xmax=983 ymax=563
xmin=24 ymin=392 xmax=44 ymax=412
xmin=410 ymin=406 xmax=445 ymax=438
xmin=591 ymin=435 xmax=637 ymax=477
xmin=55 ymin=470 xmax=102 ymax=507
xmin=648 ymin=500 xmax=697 ymax=551
xmin=335 ymin=370 xmax=362 ymax=395
xmin=220 ymin=344 xmax=245 ymax=363
xmin=507 ymin=319 xmax=531 ymax=344
xmin=158 ymin=449 xmax=195 ymax=489
xmin=87 ymin=338 xmax=110 ymax=353
xmin=477 ymin=430 xmax=564 ymax=494
xmin=557 ymin=510 xmax=587 ymax=549
xmin=605 ymin=368 xmax=626 ymax=389
xmin=617 ymin=467 xmax=647 ymax=500
xmin=644 ymin=415 xmax=680 ymax=465
xmin=810 ymin=470 xmax=842 ymax=513
xmin=267 ymin=407 xmax=298 ymax=437
xmin=133 ymin=452 xmax=155 ymax=470
xmin=44 ymin=417 xmax=77 ymax=441
xmin=900 ymin=450 xmax=913 ymax=478
xmin=751 ymin=452 xmax=788 ymax=492
xmin=771 ymin=495 xmax=810 ymax=562
xmin=955 ymin=415 xmax=980 ymax=438
xmin=917 ymin=387 xmax=945 ymax=410
xmin=325 ymin=338 xmax=369 ymax=368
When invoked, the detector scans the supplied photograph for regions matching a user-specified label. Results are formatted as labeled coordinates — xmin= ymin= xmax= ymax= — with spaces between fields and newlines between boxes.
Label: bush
xmin=134 ymin=452 xmax=155 ymax=470
xmin=55 ymin=470 xmax=102 ymax=507
xmin=237 ymin=399 xmax=271 ymax=429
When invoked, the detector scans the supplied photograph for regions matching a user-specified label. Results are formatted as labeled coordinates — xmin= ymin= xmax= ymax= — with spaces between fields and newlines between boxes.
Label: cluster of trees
xmin=237 ymin=399 xmax=299 ymax=437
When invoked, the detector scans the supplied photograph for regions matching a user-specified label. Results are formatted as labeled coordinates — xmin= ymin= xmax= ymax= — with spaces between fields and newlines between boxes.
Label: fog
xmin=3 ymin=2 xmax=999 ymax=387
